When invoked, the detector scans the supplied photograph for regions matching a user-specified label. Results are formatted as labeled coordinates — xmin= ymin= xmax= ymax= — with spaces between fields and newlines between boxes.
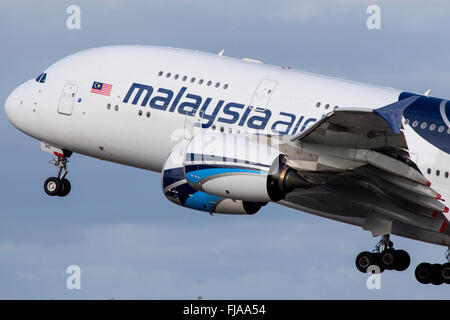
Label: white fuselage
xmin=5 ymin=45 xmax=449 ymax=201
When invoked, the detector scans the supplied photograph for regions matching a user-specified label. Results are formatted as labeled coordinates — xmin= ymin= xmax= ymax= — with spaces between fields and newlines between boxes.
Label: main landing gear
xmin=43 ymin=155 xmax=71 ymax=197
xmin=414 ymin=247 xmax=450 ymax=285
xmin=355 ymin=235 xmax=411 ymax=273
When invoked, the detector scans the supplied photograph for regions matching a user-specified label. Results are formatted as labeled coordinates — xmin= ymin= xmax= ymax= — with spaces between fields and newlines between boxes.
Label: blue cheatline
xmin=186 ymin=167 xmax=264 ymax=184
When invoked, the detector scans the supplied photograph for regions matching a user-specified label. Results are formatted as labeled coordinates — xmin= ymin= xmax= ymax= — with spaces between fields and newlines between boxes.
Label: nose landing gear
xmin=44 ymin=154 xmax=71 ymax=197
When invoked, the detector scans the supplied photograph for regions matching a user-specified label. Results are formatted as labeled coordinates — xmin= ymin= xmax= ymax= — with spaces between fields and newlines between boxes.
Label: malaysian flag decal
xmin=91 ymin=81 xmax=112 ymax=96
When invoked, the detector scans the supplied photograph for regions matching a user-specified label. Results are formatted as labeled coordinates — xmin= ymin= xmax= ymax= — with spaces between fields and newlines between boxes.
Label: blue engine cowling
xmin=161 ymin=141 xmax=263 ymax=215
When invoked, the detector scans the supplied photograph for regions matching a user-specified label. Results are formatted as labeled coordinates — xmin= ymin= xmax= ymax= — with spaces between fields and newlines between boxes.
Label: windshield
xmin=35 ymin=73 xmax=47 ymax=83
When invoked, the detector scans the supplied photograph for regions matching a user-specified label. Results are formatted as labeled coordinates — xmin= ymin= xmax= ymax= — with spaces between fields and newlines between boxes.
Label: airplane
xmin=4 ymin=45 xmax=450 ymax=285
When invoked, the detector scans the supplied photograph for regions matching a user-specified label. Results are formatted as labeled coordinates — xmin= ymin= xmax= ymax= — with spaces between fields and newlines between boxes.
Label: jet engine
xmin=184 ymin=133 xmax=312 ymax=202
xmin=161 ymin=133 xmax=312 ymax=214
xmin=161 ymin=140 xmax=264 ymax=215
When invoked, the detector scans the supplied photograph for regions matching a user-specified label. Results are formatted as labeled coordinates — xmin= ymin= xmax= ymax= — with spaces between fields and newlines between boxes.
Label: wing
xmin=277 ymin=96 xmax=450 ymax=245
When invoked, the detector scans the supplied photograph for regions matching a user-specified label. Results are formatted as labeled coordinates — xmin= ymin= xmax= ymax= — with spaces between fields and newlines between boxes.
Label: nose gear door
xmin=58 ymin=82 xmax=78 ymax=115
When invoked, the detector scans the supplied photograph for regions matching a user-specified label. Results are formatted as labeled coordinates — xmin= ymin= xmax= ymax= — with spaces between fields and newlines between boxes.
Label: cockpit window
xmin=35 ymin=72 xmax=47 ymax=83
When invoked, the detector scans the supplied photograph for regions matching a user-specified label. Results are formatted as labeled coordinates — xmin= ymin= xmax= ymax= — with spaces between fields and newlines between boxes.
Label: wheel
xmin=371 ymin=252 xmax=385 ymax=273
xmin=355 ymin=251 xmax=374 ymax=273
xmin=430 ymin=264 xmax=444 ymax=285
xmin=380 ymin=249 xmax=396 ymax=270
xmin=441 ymin=263 xmax=450 ymax=284
xmin=44 ymin=177 xmax=62 ymax=196
xmin=58 ymin=178 xmax=71 ymax=197
xmin=415 ymin=262 xmax=432 ymax=284
xmin=394 ymin=250 xmax=411 ymax=271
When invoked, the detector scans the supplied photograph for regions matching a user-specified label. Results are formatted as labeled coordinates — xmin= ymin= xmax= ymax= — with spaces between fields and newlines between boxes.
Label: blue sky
xmin=1 ymin=0 xmax=449 ymax=299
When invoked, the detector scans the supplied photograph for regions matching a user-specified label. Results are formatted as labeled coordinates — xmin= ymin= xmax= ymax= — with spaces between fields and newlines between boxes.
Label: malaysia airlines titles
xmin=122 ymin=82 xmax=317 ymax=135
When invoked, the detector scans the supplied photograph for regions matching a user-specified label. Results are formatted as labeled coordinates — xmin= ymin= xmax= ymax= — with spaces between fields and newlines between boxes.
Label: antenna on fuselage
xmin=423 ymin=89 xmax=431 ymax=97
xmin=218 ymin=49 xmax=224 ymax=57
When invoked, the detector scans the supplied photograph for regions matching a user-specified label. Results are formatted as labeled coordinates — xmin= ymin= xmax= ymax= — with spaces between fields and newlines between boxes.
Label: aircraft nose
xmin=5 ymin=85 xmax=21 ymax=125
xmin=4 ymin=80 xmax=34 ymax=130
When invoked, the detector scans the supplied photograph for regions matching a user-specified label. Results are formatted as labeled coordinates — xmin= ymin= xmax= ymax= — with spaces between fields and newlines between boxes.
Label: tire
xmin=415 ymin=262 xmax=432 ymax=284
xmin=44 ymin=177 xmax=62 ymax=196
xmin=441 ymin=263 xmax=450 ymax=284
xmin=430 ymin=264 xmax=444 ymax=285
xmin=355 ymin=251 xmax=374 ymax=273
xmin=58 ymin=179 xmax=71 ymax=197
xmin=380 ymin=249 xmax=396 ymax=270
xmin=394 ymin=250 xmax=411 ymax=272
xmin=371 ymin=252 xmax=385 ymax=273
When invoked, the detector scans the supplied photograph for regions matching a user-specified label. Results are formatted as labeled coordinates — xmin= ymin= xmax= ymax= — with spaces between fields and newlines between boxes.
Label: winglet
xmin=373 ymin=96 xmax=420 ymax=134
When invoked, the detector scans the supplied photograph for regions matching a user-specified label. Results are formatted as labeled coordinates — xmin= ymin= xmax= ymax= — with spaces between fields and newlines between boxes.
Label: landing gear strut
xmin=44 ymin=155 xmax=71 ymax=197
xmin=355 ymin=235 xmax=410 ymax=273
xmin=415 ymin=247 xmax=450 ymax=285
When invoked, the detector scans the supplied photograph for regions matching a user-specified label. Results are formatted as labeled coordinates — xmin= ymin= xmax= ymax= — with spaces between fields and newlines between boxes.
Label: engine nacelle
xmin=183 ymin=133 xmax=312 ymax=202
xmin=161 ymin=141 xmax=263 ymax=215
xmin=161 ymin=133 xmax=313 ymax=214
xmin=184 ymin=133 xmax=282 ymax=202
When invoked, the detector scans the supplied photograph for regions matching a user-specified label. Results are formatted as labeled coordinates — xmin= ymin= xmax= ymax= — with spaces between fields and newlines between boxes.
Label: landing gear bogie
xmin=414 ymin=260 xmax=450 ymax=285
xmin=355 ymin=234 xmax=409 ymax=275
xmin=414 ymin=247 xmax=450 ymax=285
